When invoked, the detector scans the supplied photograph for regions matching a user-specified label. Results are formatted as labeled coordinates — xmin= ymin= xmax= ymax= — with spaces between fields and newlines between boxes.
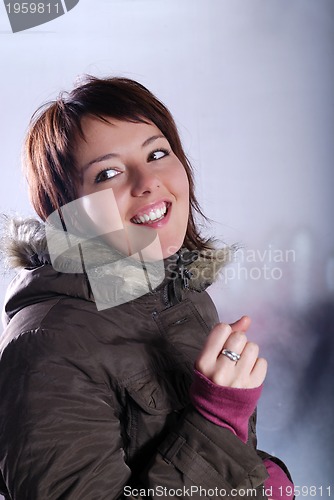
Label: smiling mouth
xmin=131 ymin=202 xmax=171 ymax=225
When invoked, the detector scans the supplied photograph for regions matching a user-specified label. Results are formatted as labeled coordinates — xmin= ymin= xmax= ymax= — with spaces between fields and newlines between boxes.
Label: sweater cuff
xmin=264 ymin=459 xmax=294 ymax=499
xmin=189 ymin=369 xmax=263 ymax=443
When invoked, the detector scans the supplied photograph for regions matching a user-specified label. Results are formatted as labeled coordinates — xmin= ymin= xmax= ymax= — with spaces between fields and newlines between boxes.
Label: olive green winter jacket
xmin=0 ymin=218 xmax=290 ymax=499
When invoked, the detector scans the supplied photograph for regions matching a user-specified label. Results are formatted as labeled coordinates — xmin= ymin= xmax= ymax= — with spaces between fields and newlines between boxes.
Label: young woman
xmin=0 ymin=77 xmax=293 ymax=499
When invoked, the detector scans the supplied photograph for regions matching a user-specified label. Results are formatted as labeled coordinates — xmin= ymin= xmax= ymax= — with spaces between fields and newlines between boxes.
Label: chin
xmin=159 ymin=236 xmax=185 ymax=259
xmin=132 ymin=241 xmax=182 ymax=262
xmin=101 ymin=222 xmax=186 ymax=261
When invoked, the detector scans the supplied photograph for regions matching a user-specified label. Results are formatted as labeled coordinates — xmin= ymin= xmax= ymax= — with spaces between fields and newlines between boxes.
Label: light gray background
xmin=1 ymin=0 xmax=333 ymax=496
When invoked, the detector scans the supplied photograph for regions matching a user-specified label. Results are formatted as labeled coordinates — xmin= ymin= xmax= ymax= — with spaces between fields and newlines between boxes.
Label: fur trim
xmin=187 ymin=246 xmax=236 ymax=291
xmin=0 ymin=215 xmax=49 ymax=270
xmin=0 ymin=216 xmax=234 ymax=295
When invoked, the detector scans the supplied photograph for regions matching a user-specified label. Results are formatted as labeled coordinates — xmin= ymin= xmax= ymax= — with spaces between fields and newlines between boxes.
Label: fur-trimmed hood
xmin=1 ymin=217 xmax=232 ymax=317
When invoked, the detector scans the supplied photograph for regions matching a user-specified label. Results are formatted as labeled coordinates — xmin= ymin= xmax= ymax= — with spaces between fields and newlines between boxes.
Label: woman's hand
xmin=195 ymin=316 xmax=267 ymax=389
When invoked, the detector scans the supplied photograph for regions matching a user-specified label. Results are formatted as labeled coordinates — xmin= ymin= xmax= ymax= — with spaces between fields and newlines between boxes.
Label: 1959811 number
xmin=6 ymin=3 xmax=60 ymax=14
xmin=281 ymin=485 xmax=332 ymax=497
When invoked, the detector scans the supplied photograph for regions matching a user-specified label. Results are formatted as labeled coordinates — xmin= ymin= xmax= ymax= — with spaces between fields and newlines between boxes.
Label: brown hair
xmin=24 ymin=76 xmax=211 ymax=251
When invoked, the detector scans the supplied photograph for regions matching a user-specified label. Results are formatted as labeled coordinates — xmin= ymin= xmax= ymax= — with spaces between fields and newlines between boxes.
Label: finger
xmin=219 ymin=331 xmax=248 ymax=362
xmin=196 ymin=323 xmax=232 ymax=372
xmin=250 ymin=357 xmax=268 ymax=387
xmin=237 ymin=341 xmax=259 ymax=369
xmin=229 ymin=315 xmax=251 ymax=333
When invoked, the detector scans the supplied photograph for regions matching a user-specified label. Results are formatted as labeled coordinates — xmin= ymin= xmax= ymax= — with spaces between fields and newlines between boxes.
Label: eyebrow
xmin=81 ymin=134 xmax=166 ymax=173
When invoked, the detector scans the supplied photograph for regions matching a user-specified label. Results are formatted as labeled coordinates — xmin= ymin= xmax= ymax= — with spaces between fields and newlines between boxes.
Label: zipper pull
xmin=181 ymin=267 xmax=193 ymax=289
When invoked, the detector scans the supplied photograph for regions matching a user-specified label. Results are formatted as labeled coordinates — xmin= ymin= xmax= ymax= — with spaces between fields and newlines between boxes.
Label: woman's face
xmin=74 ymin=117 xmax=190 ymax=259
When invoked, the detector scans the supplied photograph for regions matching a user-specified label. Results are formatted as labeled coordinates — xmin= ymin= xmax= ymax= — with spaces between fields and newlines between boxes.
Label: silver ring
xmin=221 ymin=349 xmax=241 ymax=362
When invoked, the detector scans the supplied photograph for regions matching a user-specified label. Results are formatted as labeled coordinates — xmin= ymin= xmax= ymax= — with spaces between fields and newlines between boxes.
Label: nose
xmin=130 ymin=164 xmax=160 ymax=197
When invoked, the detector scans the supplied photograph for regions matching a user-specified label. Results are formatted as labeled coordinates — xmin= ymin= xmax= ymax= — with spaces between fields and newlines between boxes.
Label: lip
xmin=143 ymin=203 xmax=172 ymax=228
xmin=130 ymin=199 xmax=171 ymax=220
xmin=130 ymin=200 xmax=172 ymax=229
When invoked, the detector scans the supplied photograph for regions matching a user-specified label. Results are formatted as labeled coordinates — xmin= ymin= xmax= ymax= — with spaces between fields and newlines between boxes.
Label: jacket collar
xmin=1 ymin=216 xmax=233 ymax=312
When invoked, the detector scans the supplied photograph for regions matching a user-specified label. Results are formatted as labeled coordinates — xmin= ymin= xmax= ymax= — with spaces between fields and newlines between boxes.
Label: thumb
xmin=229 ymin=315 xmax=251 ymax=332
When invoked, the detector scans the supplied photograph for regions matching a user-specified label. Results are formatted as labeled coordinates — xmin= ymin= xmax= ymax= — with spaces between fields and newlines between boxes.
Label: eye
xmin=94 ymin=168 xmax=120 ymax=184
xmin=148 ymin=148 xmax=170 ymax=162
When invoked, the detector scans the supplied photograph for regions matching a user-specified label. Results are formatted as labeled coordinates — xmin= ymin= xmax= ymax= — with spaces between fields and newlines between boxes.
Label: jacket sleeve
xmin=145 ymin=406 xmax=269 ymax=498
xmin=0 ymin=329 xmax=133 ymax=499
xmin=0 ymin=329 xmax=269 ymax=500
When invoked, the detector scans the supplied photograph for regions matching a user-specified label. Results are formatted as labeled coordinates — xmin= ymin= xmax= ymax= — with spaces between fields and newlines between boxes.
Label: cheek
xmin=178 ymin=170 xmax=190 ymax=219
xmin=79 ymin=188 xmax=125 ymax=234
xmin=172 ymin=163 xmax=190 ymax=200
xmin=181 ymin=170 xmax=190 ymax=195
xmin=170 ymin=165 xmax=190 ymax=232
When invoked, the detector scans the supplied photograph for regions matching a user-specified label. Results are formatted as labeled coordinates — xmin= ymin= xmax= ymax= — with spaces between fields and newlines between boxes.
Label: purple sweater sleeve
xmin=190 ymin=369 xmax=294 ymax=498
xmin=189 ymin=368 xmax=262 ymax=443
xmin=263 ymin=459 xmax=294 ymax=499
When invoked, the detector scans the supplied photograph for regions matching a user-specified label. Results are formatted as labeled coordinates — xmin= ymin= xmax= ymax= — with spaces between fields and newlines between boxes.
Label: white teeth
xmin=132 ymin=202 xmax=169 ymax=224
